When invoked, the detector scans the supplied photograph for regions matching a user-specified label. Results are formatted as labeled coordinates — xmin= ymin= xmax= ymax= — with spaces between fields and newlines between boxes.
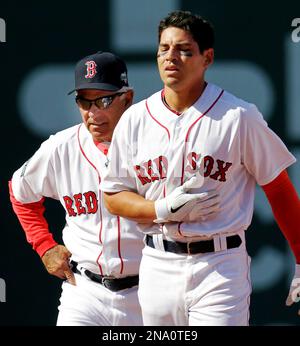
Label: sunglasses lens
xmin=76 ymin=98 xmax=91 ymax=110
xmin=95 ymin=96 xmax=113 ymax=109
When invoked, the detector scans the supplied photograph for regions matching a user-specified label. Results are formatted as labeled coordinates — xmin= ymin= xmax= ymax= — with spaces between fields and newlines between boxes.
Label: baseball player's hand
xmin=41 ymin=245 xmax=76 ymax=285
xmin=154 ymin=174 xmax=220 ymax=223
xmin=286 ymin=264 xmax=300 ymax=315
xmin=182 ymin=192 xmax=220 ymax=222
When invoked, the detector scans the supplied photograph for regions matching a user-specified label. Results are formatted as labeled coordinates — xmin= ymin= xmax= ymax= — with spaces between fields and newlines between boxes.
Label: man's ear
xmin=122 ymin=90 xmax=134 ymax=108
xmin=204 ymin=48 xmax=214 ymax=67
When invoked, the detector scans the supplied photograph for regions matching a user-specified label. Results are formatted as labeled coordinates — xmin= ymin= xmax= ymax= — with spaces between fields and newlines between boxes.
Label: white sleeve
xmin=240 ymin=104 xmax=296 ymax=186
xmin=11 ymin=136 xmax=58 ymax=203
xmin=101 ymin=110 xmax=137 ymax=193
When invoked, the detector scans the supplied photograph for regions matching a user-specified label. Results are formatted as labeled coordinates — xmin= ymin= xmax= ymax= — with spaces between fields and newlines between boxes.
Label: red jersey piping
xmin=178 ymin=89 xmax=224 ymax=236
xmin=146 ymin=99 xmax=171 ymax=140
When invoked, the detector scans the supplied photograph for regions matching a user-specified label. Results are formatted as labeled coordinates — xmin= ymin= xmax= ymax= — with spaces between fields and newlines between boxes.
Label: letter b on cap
xmin=0 ymin=278 xmax=6 ymax=302
xmin=0 ymin=18 xmax=6 ymax=43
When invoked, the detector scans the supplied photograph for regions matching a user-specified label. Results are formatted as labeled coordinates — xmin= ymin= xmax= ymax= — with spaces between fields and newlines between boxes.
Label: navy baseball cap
xmin=68 ymin=51 xmax=130 ymax=95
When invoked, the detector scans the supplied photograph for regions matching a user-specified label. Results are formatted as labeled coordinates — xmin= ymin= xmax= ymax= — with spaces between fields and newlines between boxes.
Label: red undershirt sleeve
xmin=261 ymin=170 xmax=300 ymax=264
xmin=8 ymin=181 xmax=58 ymax=257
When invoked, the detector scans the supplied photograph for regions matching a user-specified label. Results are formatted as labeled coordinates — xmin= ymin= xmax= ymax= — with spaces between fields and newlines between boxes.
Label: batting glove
xmin=154 ymin=174 xmax=220 ymax=223
xmin=182 ymin=193 xmax=220 ymax=222
xmin=286 ymin=264 xmax=300 ymax=315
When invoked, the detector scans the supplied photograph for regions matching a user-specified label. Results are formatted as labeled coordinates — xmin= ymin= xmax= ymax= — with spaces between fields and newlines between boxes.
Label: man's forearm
xmin=261 ymin=170 xmax=300 ymax=263
xmin=103 ymin=191 xmax=156 ymax=223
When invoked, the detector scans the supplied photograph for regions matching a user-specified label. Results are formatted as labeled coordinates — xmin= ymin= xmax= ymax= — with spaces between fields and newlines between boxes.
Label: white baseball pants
xmin=138 ymin=233 xmax=251 ymax=326
xmin=56 ymin=273 xmax=142 ymax=326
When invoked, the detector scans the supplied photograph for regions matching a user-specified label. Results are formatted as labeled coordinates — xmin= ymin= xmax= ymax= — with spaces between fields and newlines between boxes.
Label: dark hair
xmin=158 ymin=10 xmax=214 ymax=53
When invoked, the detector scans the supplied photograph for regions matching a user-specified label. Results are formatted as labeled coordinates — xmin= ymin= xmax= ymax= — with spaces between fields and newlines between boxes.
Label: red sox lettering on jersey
xmin=63 ymin=191 xmax=98 ymax=217
xmin=134 ymin=154 xmax=233 ymax=186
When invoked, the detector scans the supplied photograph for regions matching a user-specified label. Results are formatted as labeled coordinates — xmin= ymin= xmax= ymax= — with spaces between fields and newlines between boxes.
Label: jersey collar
xmin=93 ymin=140 xmax=110 ymax=155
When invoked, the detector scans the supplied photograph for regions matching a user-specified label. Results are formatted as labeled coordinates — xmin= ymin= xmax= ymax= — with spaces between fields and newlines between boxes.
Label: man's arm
xmin=261 ymin=169 xmax=300 ymax=313
xmin=9 ymin=181 xmax=57 ymax=256
xmin=261 ymin=170 xmax=300 ymax=263
xmin=104 ymin=174 xmax=220 ymax=224
xmin=104 ymin=191 xmax=156 ymax=223
xmin=9 ymin=181 xmax=76 ymax=285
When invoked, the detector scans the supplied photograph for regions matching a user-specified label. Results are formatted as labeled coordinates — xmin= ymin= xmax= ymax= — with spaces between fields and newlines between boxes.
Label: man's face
xmin=157 ymin=27 xmax=213 ymax=91
xmin=76 ymin=89 xmax=132 ymax=142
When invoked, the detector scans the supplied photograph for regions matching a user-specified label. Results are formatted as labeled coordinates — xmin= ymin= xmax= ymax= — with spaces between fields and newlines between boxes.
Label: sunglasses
xmin=75 ymin=92 xmax=124 ymax=110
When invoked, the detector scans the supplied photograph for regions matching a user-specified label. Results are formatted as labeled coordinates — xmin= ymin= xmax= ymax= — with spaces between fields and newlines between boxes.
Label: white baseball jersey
xmin=12 ymin=123 xmax=144 ymax=277
xmin=101 ymin=82 xmax=296 ymax=240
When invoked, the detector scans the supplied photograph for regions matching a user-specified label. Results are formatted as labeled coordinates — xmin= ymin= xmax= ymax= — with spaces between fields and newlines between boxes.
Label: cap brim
xmin=68 ymin=83 xmax=121 ymax=95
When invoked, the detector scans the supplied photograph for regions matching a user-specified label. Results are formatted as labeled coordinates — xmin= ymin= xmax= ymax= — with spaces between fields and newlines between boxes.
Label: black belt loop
xmin=145 ymin=234 xmax=242 ymax=255
xmin=70 ymin=260 xmax=80 ymax=274
xmin=69 ymin=261 xmax=139 ymax=292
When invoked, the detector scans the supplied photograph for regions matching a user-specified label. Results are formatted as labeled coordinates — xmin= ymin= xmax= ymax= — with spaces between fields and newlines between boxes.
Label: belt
xmin=146 ymin=234 xmax=242 ymax=255
xmin=70 ymin=261 xmax=139 ymax=292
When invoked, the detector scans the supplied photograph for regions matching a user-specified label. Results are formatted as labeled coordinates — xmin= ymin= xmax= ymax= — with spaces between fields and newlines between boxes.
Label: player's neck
xmin=164 ymin=81 xmax=207 ymax=113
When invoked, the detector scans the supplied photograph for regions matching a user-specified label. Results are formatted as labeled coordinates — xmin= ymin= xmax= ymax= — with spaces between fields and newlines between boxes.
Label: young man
xmin=9 ymin=51 xmax=144 ymax=326
xmin=101 ymin=11 xmax=300 ymax=325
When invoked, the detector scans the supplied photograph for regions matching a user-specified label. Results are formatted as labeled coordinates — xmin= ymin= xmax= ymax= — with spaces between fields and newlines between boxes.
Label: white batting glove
xmin=183 ymin=193 xmax=220 ymax=222
xmin=154 ymin=174 xmax=219 ymax=223
xmin=286 ymin=264 xmax=300 ymax=316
